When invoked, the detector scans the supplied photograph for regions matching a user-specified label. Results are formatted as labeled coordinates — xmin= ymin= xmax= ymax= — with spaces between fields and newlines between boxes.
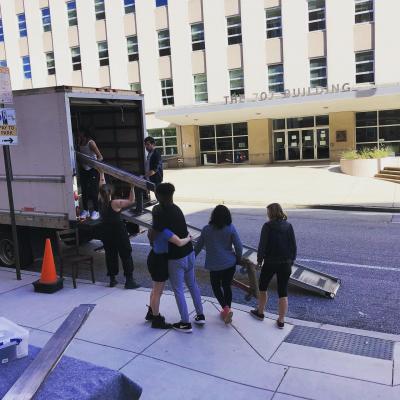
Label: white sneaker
xmin=91 ymin=211 xmax=100 ymax=220
xmin=80 ymin=210 xmax=89 ymax=219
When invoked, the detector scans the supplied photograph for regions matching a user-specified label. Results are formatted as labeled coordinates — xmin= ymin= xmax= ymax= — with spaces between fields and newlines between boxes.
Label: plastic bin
xmin=0 ymin=317 xmax=29 ymax=359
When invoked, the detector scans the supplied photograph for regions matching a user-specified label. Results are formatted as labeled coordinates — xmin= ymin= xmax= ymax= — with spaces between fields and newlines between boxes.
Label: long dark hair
xmin=267 ymin=203 xmax=287 ymax=221
xmin=98 ymin=184 xmax=114 ymax=214
xmin=209 ymin=205 xmax=232 ymax=229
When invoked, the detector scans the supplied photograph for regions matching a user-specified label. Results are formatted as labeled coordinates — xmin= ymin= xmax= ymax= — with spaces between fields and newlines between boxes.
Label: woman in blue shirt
xmin=195 ymin=205 xmax=243 ymax=324
xmin=146 ymin=226 xmax=191 ymax=329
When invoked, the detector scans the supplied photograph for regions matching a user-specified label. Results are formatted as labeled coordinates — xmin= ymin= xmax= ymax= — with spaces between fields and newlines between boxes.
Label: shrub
xmin=341 ymin=146 xmax=394 ymax=160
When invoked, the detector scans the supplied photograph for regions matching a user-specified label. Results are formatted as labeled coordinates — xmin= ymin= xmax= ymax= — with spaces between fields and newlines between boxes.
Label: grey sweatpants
xmin=168 ymin=251 xmax=204 ymax=323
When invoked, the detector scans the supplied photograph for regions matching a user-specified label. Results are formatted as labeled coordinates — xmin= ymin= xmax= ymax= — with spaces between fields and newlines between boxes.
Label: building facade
xmin=1 ymin=0 xmax=400 ymax=166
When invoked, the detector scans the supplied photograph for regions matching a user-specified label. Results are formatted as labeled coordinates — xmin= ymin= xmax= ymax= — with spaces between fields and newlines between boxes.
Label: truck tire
xmin=0 ymin=228 xmax=34 ymax=268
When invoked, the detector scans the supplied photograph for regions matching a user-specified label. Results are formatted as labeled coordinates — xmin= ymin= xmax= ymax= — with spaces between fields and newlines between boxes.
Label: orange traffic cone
xmin=33 ymin=238 xmax=63 ymax=293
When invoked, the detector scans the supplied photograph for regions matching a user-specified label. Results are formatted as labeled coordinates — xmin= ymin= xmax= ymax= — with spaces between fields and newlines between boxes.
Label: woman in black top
xmin=250 ymin=203 xmax=296 ymax=329
xmin=98 ymin=171 xmax=140 ymax=289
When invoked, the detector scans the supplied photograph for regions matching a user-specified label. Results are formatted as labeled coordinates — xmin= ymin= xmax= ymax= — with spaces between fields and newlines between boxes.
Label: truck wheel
xmin=0 ymin=229 xmax=34 ymax=268
xmin=0 ymin=233 xmax=15 ymax=267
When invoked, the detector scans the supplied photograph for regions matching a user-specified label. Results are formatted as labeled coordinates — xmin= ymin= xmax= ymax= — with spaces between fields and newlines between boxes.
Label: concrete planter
xmin=340 ymin=156 xmax=400 ymax=177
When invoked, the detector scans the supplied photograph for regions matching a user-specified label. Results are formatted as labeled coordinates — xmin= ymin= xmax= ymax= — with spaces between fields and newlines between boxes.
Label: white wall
xmin=168 ymin=0 xmax=193 ymax=106
xmin=104 ymin=0 xmax=128 ymax=89
xmin=375 ymin=0 xmax=400 ymax=85
xmin=326 ymin=0 xmax=355 ymax=86
xmin=135 ymin=0 xmax=162 ymax=111
xmin=24 ymin=0 xmax=47 ymax=88
xmin=241 ymin=0 xmax=266 ymax=96
xmin=281 ymin=0 xmax=308 ymax=89
xmin=76 ymin=0 xmax=100 ymax=87
xmin=203 ymin=0 xmax=229 ymax=102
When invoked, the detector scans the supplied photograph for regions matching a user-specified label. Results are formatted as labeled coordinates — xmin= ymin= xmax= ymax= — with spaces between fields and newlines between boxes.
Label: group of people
xmin=77 ymin=131 xmax=298 ymax=332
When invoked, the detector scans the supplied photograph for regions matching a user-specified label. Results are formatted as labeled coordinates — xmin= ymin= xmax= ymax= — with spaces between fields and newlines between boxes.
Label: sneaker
xmin=80 ymin=210 xmax=89 ymax=219
xmin=276 ymin=319 xmax=285 ymax=329
xmin=172 ymin=322 xmax=193 ymax=333
xmin=109 ymin=276 xmax=117 ymax=288
xmin=124 ymin=278 xmax=140 ymax=289
xmin=193 ymin=314 xmax=206 ymax=325
xmin=223 ymin=307 xmax=233 ymax=324
xmin=145 ymin=306 xmax=154 ymax=322
xmin=151 ymin=315 xmax=172 ymax=330
xmin=250 ymin=309 xmax=265 ymax=321
xmin=91 ymin=210 xmax=100 ymax=220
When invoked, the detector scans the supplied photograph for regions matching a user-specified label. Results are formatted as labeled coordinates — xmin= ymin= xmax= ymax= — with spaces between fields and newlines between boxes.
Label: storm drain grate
xmin=284 ymin=326 xmax=394 ymax=360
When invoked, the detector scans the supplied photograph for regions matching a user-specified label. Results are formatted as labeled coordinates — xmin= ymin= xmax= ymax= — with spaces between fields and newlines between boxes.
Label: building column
xmin=329 ymin=112 xmax=356 ymax=161
xmin=248 ymin=119 xmax=272 ymax=164
xmin=181 ymin=125 xmax=200 ymax=167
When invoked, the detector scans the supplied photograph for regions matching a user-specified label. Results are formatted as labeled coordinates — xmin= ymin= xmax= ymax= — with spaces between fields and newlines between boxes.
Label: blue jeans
xmin=168 ymin=252 xmax=203 ymax=323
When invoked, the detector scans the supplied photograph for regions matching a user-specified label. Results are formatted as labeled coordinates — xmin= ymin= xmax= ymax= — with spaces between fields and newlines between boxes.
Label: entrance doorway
xmin=273 ymin=128 xmax=330 ymax=161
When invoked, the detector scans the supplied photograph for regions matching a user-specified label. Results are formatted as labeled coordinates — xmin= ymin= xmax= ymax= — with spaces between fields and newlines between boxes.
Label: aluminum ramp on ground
xmin=122 ymin=209 xmax=341 ymax=299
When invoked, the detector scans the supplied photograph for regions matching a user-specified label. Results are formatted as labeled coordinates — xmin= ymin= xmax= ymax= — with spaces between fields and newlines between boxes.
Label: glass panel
xmin=199 ymin=125 xmax=214 ymax=138
xmin=216 ymin=137 xmax=233 ymax=151
xmin=215 ymin=124 xmax=232 ymax=137
xmin=379 ymin=126 xmax=400 ymax=142
xmin=164 ymin=146 xmax=177 ymax=155
xmin=165 ymin=137 xmax=177 ymax=146
xmin=379 ymin=110 xmax=400 ymax=126
xmin=356 ymin=73 xmax=374 ymax=84
xmin=201 ymin=152 xmax=216 ymax=165
xmin=234 ymin=150 xmax=248 ymax=163
xmin=308 ymin=0 xmax=325 ymax=10
xmin=356 ymin=111 xmax=377 ymax=127
xmin=316 ymin=115 xmax=329 ymax=125
xmin=232 ymin=122 xmax=247 ymax=136
xmin=164 ymin=128 xmax=176 ymax=137
xmin=217 ymin=151 xmax=234 ymax=164
xmin=301 ymin=130 xmax=314 ymax=160
xmin=356 ymin=127 xmax=377 ymax=143
xmin=288 ymin=131 xmax=300 ymax=160
xmin=274 ymin=132 xmax=286 ymax=161
xmin=287 ymin=116 xmax=314 ymax=129
xmin=316 ymin=128 xmax=329 ymax=159
xmin=273 ymin=119 xmax=285 ymax=130
xmin=233 ymin=136 xmax=248 ymax=150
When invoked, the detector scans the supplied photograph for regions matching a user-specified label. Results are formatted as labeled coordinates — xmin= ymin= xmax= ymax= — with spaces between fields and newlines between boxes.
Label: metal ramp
xmin=75 ymin=153 xmax=341 ymax=299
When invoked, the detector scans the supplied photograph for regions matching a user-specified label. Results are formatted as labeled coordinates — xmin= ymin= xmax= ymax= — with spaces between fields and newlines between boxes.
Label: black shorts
xmin=147 ymin=250 xmax=169 ymax=282
xmin=259 ymin=262 xmax=292 ymax=298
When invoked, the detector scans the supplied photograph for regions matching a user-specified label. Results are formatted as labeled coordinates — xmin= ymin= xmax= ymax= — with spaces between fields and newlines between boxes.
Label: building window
xmin=124 ymin=0 xmax=135 ymax=14
xmin=158 ymin=29 xmax=170 ymax=56
xmin=67 ymin=1 xmax=78 ymax=26
xmin=0 ymin=60 xmax=7 ymax=67
xmin=199 ymin=123 xmax=248 ymax=165
xmin=22 ymin=56 xmax=31 ymax=79
xmin=95 ymin=0 xmax=105 ymax=20
xmin=308 ymin=0 xmax=325 ymax=31
xmin=355 ymin=50 xmax=374 ymax=84
xmin=268 ymin=64 xmax=284 ymax=93
xmin=161 ymin=79 xmax=174 ymax=105
xmin=265 ymin=7 xmax=281 ymax=39
xmin=46 ymin=52 xmax=55 ymax=75
xmin=130 ymin=82 xmax=141 ymax=92
xmin=71 ymin=46 xmax=81 ymax=70
xmin=98 ymin=41 xmax=109 ymax=66
xmin=229 ymin=69 xmax=244 ymax=96
xmin=310 ymin=57 xmax=327 ymax=88
xmin=156 ymin=0 xmax=168 ymax=6
xmin=227 ymin=15 xmax=242 ymax=45
xmin=0 ymin=20 xmax=4 ymax=42
xmin=127 ymin=36 xmax=139 ymax=61
xmin=18 ymin=14 xmax=27 ymax=37
xmin=356 ymin=110 xmax=400 ymax=156
xmin=191 ymin=23 xmax=205 ymax=51
xmin=41 ymin=8 xmax=51 ymax=32
xmin=355 ymin=0 xmax=373 ymax=23
xmin=148 ymin=128 xmax=177 ymax=156
xmin=194 ymin=74 xmax=208 ymax=103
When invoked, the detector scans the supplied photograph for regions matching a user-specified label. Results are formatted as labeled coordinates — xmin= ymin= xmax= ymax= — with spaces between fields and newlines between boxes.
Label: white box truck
xmin=0 ymin=86 xmax=147 ymax=267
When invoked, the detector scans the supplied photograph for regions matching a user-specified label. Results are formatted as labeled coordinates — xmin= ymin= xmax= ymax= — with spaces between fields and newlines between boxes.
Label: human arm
xmin=89 ymin=140 xmax=103 ymax=161
xmin=111 ymin=185 xmax=135 ymax=212
xmin=167 ymin=229 xmax=192 ymax=247
xmin=257 ymin=223 xmax=269 ymax=266
xmin=231 ymin=225 xmax=243 ymax=264
xmin=98 ymin=170 xmax=106 ymax=188
xmin=288 ymin=224 xmax=297 ymax=263
xmin=146 ymin=150 xmax=161 ymax=178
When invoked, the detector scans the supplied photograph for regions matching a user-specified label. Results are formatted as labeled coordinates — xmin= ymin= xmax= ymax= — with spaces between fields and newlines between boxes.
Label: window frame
xmin=355 ymin=50 xmax=374 ymax=84
xmin=268 ymin=63 xmax=284 ymax=93
xmin=127 ymin=35 xmax=139 ymax=62
xmin=97 ymin=41 xmax=109 ymax=66
xmin=191 ymin=22 xmax=205 ymax=51
xmin=67 ymin=1 xmax=78 ymax=26
xmin=41 ymin=7 xmax=51 ymax=32
xmin=71 ymin=46 xmax=81 ymax=71
xmin=22 ymin=56 xmax=31 ymax=79
xmin=18 ymin=13 xmax=27 ymax=38
xmin=124 ymin=0 xmax=135 ymax=14
xmin=308 ymin=0 xmax=326 ymax=32
xmin=0 ymin=19 xmax=4 ymax=42
xmin=129 ymin=82 xmax=141 ymax=92
xmin=158 ymin=29 xmax=171 ymax=57
xmin=229 ymin=68 xmax=244 ymax=96
xmin=309 ymin=57 xmax=327 ymax=88
xmin=265 ymin=7 xmax=282 ymax=39
xmin=45 ymin=51 xmax=56 ymax=75
xmin=227 ymin=15 xmax=242 ymax=45
xmin=161 ymin=79 xmax=174 ymax=106
xmin=355 ymin=0 xmax=374 ymax=24
xmin=193 ymin=74 xmax=208 ymax=103
xmin=148 ymin=128 xmax=178 ymax=156
xmin=95 ymin=0 xmax=106 ymax=20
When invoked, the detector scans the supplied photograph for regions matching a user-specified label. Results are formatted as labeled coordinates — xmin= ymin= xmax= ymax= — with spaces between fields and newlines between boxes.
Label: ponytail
xmin=99 ymin=184 xmax=113 ymax=214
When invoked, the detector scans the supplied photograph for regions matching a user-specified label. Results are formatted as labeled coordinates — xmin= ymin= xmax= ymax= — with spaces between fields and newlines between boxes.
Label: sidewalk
xmin=1 ymin=267 xmax=399 ymax=400
xmin=164 ymin=164 xmax=400 ymax=210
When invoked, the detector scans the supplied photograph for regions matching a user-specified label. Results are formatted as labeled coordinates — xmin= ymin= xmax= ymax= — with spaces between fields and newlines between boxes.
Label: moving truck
xmin=0 ymin=86 xmax=147 ymax=267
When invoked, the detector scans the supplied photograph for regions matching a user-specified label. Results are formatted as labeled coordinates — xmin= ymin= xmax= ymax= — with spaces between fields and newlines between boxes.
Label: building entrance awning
xmin=155 ymin=84 xmax=400 ymax=125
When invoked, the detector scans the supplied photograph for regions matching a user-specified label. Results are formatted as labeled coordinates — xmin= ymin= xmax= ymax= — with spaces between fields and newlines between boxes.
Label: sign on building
xmin=0 ymin=67 xmax=13 ymax=104
xmin=0 ymin=108 xmax=17 ymax=145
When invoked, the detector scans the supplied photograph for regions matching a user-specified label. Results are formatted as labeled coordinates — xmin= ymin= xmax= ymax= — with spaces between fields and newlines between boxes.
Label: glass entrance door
xmin=316 ymin=128 xmax=329 ymax=159
xmin=288 ymin=131 xmax=301 ymax=160
xmin=273 ymin=132 xmax=286 ymax=161
xmin=301 ymin=129 xmax=314 ymax=160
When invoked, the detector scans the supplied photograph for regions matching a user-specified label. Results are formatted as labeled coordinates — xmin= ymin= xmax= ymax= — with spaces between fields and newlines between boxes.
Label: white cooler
xmin=0 ymin=317 xmax=29 ymax=363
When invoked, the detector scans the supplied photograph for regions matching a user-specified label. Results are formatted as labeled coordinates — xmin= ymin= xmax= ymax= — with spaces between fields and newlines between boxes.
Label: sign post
xmin=0 ymin=67 xmax=21 ymax=280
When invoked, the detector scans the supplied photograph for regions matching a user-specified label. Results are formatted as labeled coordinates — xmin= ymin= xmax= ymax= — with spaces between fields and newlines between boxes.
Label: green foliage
xmin=341 ymin=146 xmax=394 ymax=160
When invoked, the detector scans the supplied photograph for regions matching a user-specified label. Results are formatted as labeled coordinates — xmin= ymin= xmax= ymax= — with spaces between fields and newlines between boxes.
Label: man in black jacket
xmin=134 ymin=136 xmax=163 ymax=213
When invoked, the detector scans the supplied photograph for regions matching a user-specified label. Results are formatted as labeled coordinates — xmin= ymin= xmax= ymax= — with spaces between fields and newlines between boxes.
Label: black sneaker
xmin=193 ymin=314 xmax=206 ymax=325
xmin=145 ymin=306 xmax=154 ymax=322
xmin=276 ymin=319 xmax=285 ymax=329
xmin=124 ymin=278 xmax=140 ymax=289
xmin=172 ymin=322 xmax=193 ymax=333
xmin=250 ymin=309 xmax=265 ymax=321
xmin=151 ymin=315 xmax=172 ymax=330
xmin=109 ymin=276 xmax=117 ymax=288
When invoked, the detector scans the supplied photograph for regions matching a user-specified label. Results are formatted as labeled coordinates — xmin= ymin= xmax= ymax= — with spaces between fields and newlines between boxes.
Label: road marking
xmin=298 ymin=258 xmax=400 ymax=272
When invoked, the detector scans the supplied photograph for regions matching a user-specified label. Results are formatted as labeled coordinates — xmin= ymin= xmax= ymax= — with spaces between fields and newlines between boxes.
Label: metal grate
xmin=284 ymin=326 xmax=394 ymax=360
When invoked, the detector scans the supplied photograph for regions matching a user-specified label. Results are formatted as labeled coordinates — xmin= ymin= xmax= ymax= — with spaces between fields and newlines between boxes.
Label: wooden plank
xmin=3 ymin=304 xmax=95 ymax=400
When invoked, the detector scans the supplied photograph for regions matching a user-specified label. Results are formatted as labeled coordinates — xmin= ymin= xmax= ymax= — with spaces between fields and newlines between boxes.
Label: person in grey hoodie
xmin=195 ymin=205 xmax=243 ymax=324
xmin=250 ymin=203 xmax=297 ymax=329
